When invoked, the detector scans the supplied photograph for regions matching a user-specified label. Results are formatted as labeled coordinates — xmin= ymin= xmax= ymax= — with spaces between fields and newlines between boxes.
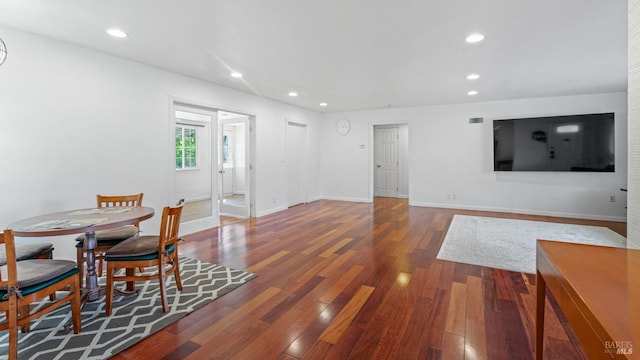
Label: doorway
xmin=286 ymin=121 xmax=307 ymax=207
xmin=218 ymin=111 xmax=252 ymax=218
xmin=172 ymin=106 xmax=216 ymax=223
xmin=170 ymin=100 xmax=254 ymax=232
xmin=373 ymin=124 xmax=409 ymax=199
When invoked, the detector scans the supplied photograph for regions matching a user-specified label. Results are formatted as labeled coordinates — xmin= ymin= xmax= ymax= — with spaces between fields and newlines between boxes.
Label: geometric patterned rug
xmin=437 ymin=215 xmax=627 ymax=274
xmin=0 ymin=257 xmax=256 ymax=360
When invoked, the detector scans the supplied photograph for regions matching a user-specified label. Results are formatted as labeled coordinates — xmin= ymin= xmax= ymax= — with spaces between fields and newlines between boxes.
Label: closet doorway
xmin=286 ymin=121 xmax=307 ymax=207
xmin=373 ymin=124 xmax=409 ymax=199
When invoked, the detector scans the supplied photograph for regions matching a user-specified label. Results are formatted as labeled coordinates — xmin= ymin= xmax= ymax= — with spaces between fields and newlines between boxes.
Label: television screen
xmin=493 ymin=113 xmax=615 ymax=172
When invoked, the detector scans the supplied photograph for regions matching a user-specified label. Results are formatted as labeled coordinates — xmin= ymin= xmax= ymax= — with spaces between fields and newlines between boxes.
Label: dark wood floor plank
xmin=111 ymin=198 xmax=624 ymax=359
xmin=500 ymin=298 xmax=534 ymax=360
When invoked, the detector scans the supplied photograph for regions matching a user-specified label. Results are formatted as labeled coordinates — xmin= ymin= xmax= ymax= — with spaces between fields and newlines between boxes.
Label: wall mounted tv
xmin=493 ymin=112 xmax=615 ymax=172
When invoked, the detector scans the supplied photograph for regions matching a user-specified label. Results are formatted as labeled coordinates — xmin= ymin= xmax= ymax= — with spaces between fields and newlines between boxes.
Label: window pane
xmin=223 ymin=135 xmax=229 ymax=163
xmin=175 ymin=126 xmax=183 ymax=169
xmin=175 ymin=124 xmax=197 ymax=169
xmin=185 ymin=127 xmax=197 ymax=168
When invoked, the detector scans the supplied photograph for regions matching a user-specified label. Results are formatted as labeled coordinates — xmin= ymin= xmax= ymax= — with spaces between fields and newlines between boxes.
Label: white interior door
xmin=222 ymin=127 xmax=234 ymax=195
xmin=374 ymin=127 xmax=399 ymax=197
xmin=287 ymin=122 xmax=306 ymax=207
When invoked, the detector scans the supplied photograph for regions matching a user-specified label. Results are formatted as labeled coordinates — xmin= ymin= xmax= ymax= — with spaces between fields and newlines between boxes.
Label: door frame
xmin=374 ymin=126 xmax=399 ymax=198
xmin=169 ymin=97 xmax=256 ymax=235
xmin=368 ymin=122 xmax=410 ymax=202
xmin=219 ymin=114 xmax=253 ymax=218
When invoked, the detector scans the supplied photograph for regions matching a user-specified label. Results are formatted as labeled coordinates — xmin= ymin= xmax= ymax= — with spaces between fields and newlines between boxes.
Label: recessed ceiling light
xmin=319 ymin=102 xmax=328 ymax=107
xmin=230 ymin=72 xmax=243 ymax=79
xmin=465 ymin=33 xmax=484 ymax=43
xmin=466 ymin=73 xmax=480 ymax=80
xmin=288 ymin=91 xmax=298 ymax=97
xmin=106 ymin=28 xmax=128 ymax=38
xmin=467 ymin=90 xmax=478 ymax=96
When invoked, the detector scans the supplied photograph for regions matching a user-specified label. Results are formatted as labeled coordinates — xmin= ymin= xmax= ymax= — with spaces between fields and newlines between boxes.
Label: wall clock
xmin=336 ymin=118 xmax=351 ymax=136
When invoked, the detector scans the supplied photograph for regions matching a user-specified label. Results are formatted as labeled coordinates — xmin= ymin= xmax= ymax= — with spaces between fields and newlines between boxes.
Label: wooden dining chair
xmin=0 ymin=241 xmax=54 ymax=265
xmin=104 ymin=203 xmax=183 ymax=315
xmin=75 ymin=193 xmax=143 ymax=286
xmin=0 ymin=230 xmax=82 ymax=360
xmin=1 ymin=241 xmax=56 ymax=303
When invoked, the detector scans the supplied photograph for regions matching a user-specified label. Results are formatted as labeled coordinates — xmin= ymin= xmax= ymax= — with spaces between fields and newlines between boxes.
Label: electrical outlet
xmin=610 ymin=195 xmax=616 ymax=203
xmin=452 ymin=193 xmax=457 ymax=200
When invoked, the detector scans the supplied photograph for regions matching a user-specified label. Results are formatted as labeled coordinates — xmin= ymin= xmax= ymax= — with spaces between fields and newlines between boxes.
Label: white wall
xmin=628 ymin=0 xmax=640 ymax=248
xmin=398 ymin=124 xmax=409 ymax=198
xmin=321 ymin=92 xmax=628 ymax=221
xmin=0 ymin=25 xmax=321 ymax=259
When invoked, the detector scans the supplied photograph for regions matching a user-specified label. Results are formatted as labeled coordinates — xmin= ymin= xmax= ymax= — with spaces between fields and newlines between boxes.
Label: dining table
xmin=8 ymin=206 xmax=155 ymax=302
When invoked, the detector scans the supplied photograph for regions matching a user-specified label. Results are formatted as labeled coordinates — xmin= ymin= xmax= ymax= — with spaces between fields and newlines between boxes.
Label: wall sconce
xmin=0 ymin=38 xmax=7 ymax=65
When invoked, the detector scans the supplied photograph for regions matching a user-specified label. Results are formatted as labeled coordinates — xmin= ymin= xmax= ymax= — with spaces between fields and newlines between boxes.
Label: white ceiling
xmin=0 ymin=0 xmax=628 ymax=113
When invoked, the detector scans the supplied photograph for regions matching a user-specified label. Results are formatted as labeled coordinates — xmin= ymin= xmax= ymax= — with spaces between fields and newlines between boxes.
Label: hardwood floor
xmin=112 ymin=198 xmax=626 ymax=360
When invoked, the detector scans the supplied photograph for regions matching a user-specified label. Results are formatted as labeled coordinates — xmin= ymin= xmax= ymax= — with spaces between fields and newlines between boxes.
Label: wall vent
xmin=469 ymin=117 xmax=484 ymax=124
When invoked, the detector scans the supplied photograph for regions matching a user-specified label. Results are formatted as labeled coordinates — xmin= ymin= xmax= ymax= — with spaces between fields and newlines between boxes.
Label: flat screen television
xmin=493 ymin=112 xmax=615 ymax=172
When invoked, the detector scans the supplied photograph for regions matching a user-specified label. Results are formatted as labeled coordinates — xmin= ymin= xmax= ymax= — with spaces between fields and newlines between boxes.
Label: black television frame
xmin=493 ymin=112 xmax=615 ymax=172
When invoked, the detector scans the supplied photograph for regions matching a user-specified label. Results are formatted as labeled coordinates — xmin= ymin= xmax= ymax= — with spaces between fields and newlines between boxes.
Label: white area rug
xmin=437 ymin=215 xmax=627 ymax=274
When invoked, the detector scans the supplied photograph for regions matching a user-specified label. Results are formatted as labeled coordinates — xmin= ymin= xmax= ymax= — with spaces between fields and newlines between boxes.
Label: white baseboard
xmin=257 ymin=206 xmax=289 ymax=217
xmin=179 ymin=216 xmax=219 ymax=235
xmin=321 ymin=196 xmax=372 ymax=203
xmin=184 ymin=196 xmax=212 ymax=202
xmin=409 ymin=201 xmax=627 ymax=223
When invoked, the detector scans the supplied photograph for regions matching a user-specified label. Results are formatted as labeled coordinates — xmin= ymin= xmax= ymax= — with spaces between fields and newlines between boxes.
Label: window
xmin=176 ymin=124 xmax=197 ymax=169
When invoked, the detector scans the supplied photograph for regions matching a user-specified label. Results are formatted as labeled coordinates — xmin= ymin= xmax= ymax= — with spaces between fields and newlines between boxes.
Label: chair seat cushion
xmin=0 ymin=242 xmax=53 ymax=265
xmin=0 ymin=268 xmax=79 ymax=300
xmin=0 ymin=259 xmax=78 ymax=289
xmin=75 ymin=225 xmax=139 ymax=247
xmin=105 ymin=236 xmax=175 ymax=261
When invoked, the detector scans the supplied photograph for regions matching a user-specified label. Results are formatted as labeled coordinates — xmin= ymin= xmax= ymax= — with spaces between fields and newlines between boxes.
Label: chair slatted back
xmin=0 ymin=229 xmax=20 ymax=359
xmin=158 ymin=205 xmax=183 ymax=252
xmin=96 ymin=193 xmax=143 ymax=208
xmin=0 ymin=230 xmax=18 ymax=291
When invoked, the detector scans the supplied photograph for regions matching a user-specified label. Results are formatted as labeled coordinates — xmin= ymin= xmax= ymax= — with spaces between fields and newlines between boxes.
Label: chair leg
xmin=97 ymin=255 xmax=104 ymax=278
xmin=173 ymin=257 xmax=183 ymax=291
xmin=18 ymin=305 xmax=30 ymax=333
xmin=105 ymin=264 xmax=114 ymax=316
xmin=158 ymin=263 xmax=169 ymax=313
xmin=76 ymin=247 xmax=85 ymax=289
xmin=47 ymin=251 xmax=57 ymax=301
xmin=70 ymin=274 xmax=82 ymax=334
xmin=125 ymin=268 xmax=135 ymax=292
xmin=7 ymin=298 xmax=18 ymax=360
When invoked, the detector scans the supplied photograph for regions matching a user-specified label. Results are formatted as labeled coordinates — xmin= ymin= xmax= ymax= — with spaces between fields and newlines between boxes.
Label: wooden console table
xmin=536 ymin=240 xmax=640 ymax=359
